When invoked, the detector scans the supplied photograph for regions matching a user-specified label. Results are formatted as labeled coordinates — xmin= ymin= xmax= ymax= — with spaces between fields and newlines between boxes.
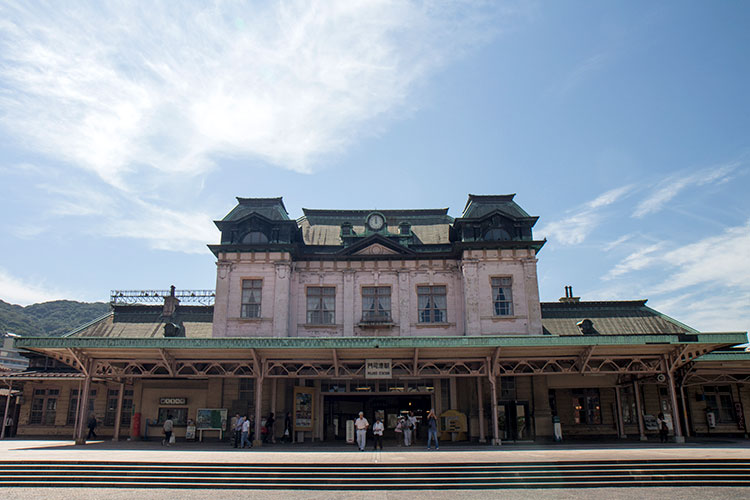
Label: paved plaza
xmin=1 ymin=437 xmax=750 ymax=464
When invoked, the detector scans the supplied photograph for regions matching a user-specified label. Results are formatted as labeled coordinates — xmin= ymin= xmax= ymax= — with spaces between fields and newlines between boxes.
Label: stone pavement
xmin=1 ymin=437 xmax=749 ymax=464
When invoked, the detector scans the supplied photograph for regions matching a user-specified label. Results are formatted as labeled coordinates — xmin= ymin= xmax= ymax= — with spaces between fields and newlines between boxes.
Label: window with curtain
xmin=30 ymin=388 xmax=59 ymax=425
xmin=362 ymin=286 xmax=391 ymax=321
xmin=241 ymin=279 xmax=262 ymax=318
xmin=307 ymin=287 xmax=335 ymax=324
xmin=418 ymin=286 xmax=447 ymax=323
xmin=492 ymin=277 xmax=513 ymax=316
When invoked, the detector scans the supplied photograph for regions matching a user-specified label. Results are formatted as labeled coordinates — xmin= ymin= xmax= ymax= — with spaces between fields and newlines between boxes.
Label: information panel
xmin=293 ymin=386 xmax=315 ymax=431
xmin=195 ymin=408 xmax=227 ymax=430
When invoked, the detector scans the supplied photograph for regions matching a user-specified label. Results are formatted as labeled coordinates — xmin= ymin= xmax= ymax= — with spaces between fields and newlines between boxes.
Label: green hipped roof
xmin=461 ymin=194 xmax=535 ymax=221
xmin=13 ymin=332 xmax=748 ymax=350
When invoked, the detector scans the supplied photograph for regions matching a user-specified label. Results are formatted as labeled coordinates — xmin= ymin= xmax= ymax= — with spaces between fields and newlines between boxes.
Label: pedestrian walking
xmin=162 ymin=414 xmax=174 ymax=446
xmin=87 ymin=414 xmax=98 ymax=439
xmin=426 ymin=409 xmax=439 ymax=450
xmin=354 ymin=411 xmax=369 ymax=451
xmin=263 ymin=412 xmax=275 ymax=444
xmin=372 ymin=417 xmax=384 ymax=450
xmin=241 ymin=414 xmax=253 ymax=448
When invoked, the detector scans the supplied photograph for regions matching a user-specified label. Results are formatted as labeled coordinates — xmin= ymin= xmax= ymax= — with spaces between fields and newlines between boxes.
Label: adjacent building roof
xmin=540 ymin=300 xmax=698 ymax=336
xmin=67 ymin=305 xmax=213 ymax=339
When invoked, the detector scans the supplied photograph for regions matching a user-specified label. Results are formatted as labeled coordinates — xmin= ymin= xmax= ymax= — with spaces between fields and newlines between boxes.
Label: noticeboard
xmin=293 ymin=386 xmax=315 ymax=431
xmin=195 ymin=408 xmax=227 ymax=430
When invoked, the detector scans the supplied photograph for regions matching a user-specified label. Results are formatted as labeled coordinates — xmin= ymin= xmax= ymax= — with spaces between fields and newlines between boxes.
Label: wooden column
xmin=75 ymin=371 xmax=92 ymax=445
xmin=112 ymin=382 xmax=125 ymax=441
xmin=476 ymin=377 xmax=486 ymax=443
xmin=271 ymin=378 xmax=278 ymax=443
xmin=254 ymin=375 xmax=264 ymax=447
xmin=449 ymin=378 xmax=458 ymax=410
xmin=633 ymin=380 xmax=646 ymax=441
xmin=434 ymin=379 xmax=442 ymax=417
xmin=1 ymin=383 xmax=11 ymax=439
xmin=486 ymin=356 xmax=500 ymax=446
xmin=679 ymin=384 xmax=691 ymax=438
xmin=664 ymin=357 xmax=685 ymax=443
xmin=72 ymin=380 xmax=82 ymax=439
xmin=614 ymin=386 xmax=626 ymax=438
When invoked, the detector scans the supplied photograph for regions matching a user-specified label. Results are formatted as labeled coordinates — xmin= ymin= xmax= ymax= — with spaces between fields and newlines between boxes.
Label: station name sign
xmin=160 ymin=397 xmax=187 ymax=406
xmin=365 ymin=359 xmax=392 ymax=379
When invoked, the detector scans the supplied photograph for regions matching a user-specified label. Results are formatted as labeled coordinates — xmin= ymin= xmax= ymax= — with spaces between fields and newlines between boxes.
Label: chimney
xmin=162 ymin=285 xmax=180 ymax=317
xmin=559 ymin=285 xmax=580 ymax=303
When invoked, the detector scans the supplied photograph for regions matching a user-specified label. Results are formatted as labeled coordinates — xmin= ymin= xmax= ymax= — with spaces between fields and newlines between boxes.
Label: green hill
xmin=0 ymin=299 xmax=110 ymax=337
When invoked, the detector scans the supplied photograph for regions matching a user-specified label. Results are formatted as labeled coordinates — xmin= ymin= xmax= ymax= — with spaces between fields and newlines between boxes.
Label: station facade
xmin=2 ymin=195 xmax=748 ymax=444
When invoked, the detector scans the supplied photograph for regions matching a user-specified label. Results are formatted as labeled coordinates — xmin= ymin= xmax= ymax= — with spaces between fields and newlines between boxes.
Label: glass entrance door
xmin=498 ymin=401 xmax=531 ymax=441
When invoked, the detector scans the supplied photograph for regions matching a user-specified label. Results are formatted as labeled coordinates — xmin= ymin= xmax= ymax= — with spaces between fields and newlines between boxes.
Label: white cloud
xmin=536 ymin=184 xmax=632 ymax=245
xmin=633 ymin=162 xmax=739 ymax=218
xmin=603 ymin=242 xmax=665 ymax=280
xmin=0 ymin=268 xmax=70 ymax=306
xmin=600 ymin=221 xmax=750 ymax=332
xmin=0 ymin=1 xmax=504 ymax=187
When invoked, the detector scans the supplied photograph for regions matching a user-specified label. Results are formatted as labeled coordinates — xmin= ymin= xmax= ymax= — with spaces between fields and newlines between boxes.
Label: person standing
xmin=162 ymin=414 xmax=174 ymax=446
xmin=403 ymin=414 xmax=413 ymax=446
xmin=354 ymin=412 xmax=369 ymax=451
xmin=426 ymin=409 xmax=439 ymax=450
xmin=408 ymin=411 xmax=418 ymax=446
xmin=394 ymin=417 xmax=403 ymax=446
xmin=657 ymin=412 xmax=669 ymax=443
xmin=232 ymin=413 xmax=243 ymax=448
xmin=372 ymin=417 xmax=384 ymax=450
xmin=283 ymin=412 xmax=292 ymax=443
xmin=87 ymin=414 xmax=98 ymax=440
xmin=241 ymin=414 xmax=252 ymax=448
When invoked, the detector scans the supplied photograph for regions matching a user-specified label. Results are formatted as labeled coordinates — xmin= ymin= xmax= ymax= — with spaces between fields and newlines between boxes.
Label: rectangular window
xmin=704 ymin=385 xmax=735 ymax=423
xmin=500 ymin=377 xmax=516 ymax=400
xmin=362 ymin=286 xmax=391 ymax=322
xmin=67 ymin=389 xmax=97 ymax=425
xmin=492 ymin=277 xmax=513 ymax=316
xmin=306 ymin=287 xmax=335 ymax=324
xmin=572 ymin=389 xmax=601 ymax=424
xmin=103 ymin=388 xmax=134 ymax=426
xmin=418 ymin=286 xmax=447 ymax=323
xmin=620 ymin=387 xmax=637 ymax=425
xmin=30 ymin=388 xmax=59 ymax=425
xmin=238 ymin=378 xmax=255 ymax=403
xmin=241 ymin=279 xmax=262 ymax=318
xmin=157 ymin=407 xmax=188 ymax=426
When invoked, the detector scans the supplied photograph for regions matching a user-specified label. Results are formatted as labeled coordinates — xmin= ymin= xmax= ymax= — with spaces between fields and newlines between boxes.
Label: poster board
xmin=293 ymin=386 xmax=315 ymax=431
xmin=196 ymin=408 xmax=227 ymax=430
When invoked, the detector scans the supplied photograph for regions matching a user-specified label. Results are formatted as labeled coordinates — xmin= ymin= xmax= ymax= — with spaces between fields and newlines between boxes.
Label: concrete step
xmin=1 ymin=460 xmax=749 ymax=489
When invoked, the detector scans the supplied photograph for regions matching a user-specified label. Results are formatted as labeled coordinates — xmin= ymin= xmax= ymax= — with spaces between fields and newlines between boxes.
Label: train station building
xmin=2 ymin=195 xmax=748 ymax=445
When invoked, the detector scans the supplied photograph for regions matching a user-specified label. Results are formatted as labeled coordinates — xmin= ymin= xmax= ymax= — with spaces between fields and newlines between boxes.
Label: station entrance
xmin=322 ymin=393 xmax=432 ymax=442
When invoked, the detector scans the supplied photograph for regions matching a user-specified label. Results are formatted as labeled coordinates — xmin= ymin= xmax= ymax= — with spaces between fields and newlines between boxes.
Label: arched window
xmin=242 ymin=231 xmax=269 ymax=244
xmin=484 ymin=228 xmax=511 ymax=241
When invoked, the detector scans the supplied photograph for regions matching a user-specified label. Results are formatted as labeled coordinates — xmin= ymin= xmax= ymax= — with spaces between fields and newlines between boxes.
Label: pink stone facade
xmin=212 ymin=248 xmax=542 ymax=338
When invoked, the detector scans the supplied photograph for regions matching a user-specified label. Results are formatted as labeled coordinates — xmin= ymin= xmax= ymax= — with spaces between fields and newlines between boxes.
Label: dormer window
xmin=242 ymin=231 xmax=268 ymax=244
xmin=399 ymin=222 xmax=411 ymax=235
xmin=341 ymin=222 xmax=353 ymax=237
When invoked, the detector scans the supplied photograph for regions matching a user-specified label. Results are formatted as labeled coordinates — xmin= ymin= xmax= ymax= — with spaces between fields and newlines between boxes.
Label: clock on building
xmin=367 ymin=213 xmax=385 ymax=231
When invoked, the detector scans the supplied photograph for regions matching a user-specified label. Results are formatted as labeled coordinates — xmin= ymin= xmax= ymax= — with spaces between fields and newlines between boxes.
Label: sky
xmin=0 ymin=1 xmax=748 ymax=334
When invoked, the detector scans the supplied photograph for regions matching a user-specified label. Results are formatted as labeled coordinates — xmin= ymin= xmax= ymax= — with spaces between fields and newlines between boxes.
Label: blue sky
xmin=0 ymin=1 xmax=748 ymax=333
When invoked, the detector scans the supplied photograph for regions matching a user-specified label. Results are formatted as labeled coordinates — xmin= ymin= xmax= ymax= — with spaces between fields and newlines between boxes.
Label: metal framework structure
xmin=110 ymin=289 xmax=216 ymax=305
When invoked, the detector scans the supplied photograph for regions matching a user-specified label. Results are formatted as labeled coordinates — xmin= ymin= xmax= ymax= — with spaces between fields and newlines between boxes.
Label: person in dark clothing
xmin=87 ymin=414 xmax=98 ymax=439
xmin=283 ymin=412 xmax=292 ymax=443
xmin=657 ymin=412 xmax=669 ymax=443
xmin=263 ymin=412 xmax=275 ymax=444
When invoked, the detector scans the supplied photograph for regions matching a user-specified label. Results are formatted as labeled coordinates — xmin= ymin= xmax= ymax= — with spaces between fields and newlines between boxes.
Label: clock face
xmin=369 ymin=214 xmax=384 ymax=230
